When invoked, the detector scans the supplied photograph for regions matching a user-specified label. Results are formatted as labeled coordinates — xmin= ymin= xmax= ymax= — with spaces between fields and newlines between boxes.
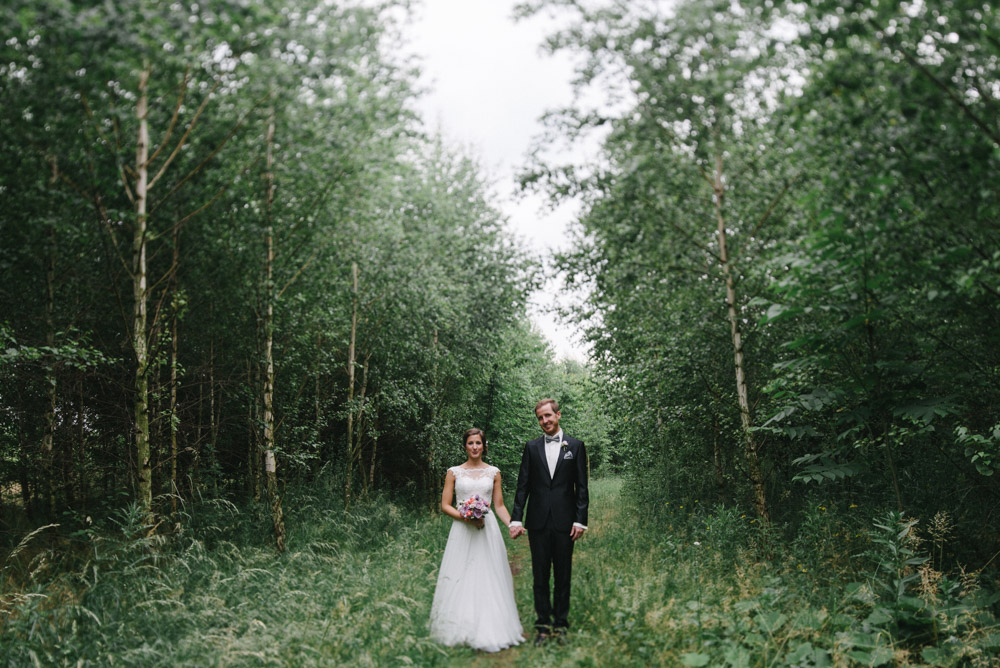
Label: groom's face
xmin=536 ymin=404 xmax=561 ymax=436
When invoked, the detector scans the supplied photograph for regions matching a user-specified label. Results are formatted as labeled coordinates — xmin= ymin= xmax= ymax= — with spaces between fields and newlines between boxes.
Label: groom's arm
xmin=510 ymin=441 xmax=531 ymax=527
xmin=574 ymin=441 xmax=589 ymax=528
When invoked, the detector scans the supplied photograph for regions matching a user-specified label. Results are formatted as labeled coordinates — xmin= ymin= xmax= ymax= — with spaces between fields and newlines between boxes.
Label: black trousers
xmin=527 ymin=525 xmax=575 ymax=631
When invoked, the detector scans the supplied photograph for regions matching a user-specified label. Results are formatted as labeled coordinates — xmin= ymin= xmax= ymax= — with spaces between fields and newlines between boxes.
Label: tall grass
xmin=2 ymin=476 xmax=998 ymax=666
xmin=1 ymin=475 xmax=450 ymax=666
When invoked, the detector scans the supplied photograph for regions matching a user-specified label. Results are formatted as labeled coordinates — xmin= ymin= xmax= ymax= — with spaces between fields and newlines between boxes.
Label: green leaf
xmin=681 ymin=652 xmax=711 ymax=667
xmin=723 ymin=645 xmax=751 ymax=668
xmin=863 ymin=607 xmax=892 ymax=627
xmin=921 ymin=646 xmax=955 ymax=667
xmin=847 ymin=646 xmax=894 ymax=667
xmin=756 ymin=611 xmax=788 ymax=633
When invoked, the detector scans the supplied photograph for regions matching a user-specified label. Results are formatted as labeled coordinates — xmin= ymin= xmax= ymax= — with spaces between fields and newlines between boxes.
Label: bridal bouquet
xmin=460 ymin=494 xmax=490 ymax=527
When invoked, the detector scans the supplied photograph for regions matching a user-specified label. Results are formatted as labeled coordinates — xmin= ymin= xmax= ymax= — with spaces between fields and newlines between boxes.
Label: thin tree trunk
xmin=712 ymin=412 xmax=725 ymax=493
xmin=18 ymin=428 xmax=31 ymax=512
xmin=170 ymin=221 xmax=180 ymax=515
xmin=209 ymin=301 xmax=217 ymax=461
xmin=263 ymin=103 xmax=286 ymax=551
xmin=315 ymin=331 xmax=323 ymax=452
xmin=192 ymin=363 xmax=203 ymax=498
xmin=368 ymin=428 xmax=378 ymax=495
xmin=43 ymin=221 xmax=57 ymax=513
xmin=248 ymin=357 xmax=260 ymax=500
xmin=133 ymin=62 xmax=153 ymax=516
xmin=355 ymin=355 xmax=371 ymax=501
xmin=426 ymin=328 xmax=440 ymax=509
xmin=713 ymin=154 xmax=770 ymax=523
xmin=76 ymin=376 xmax=85 ymax=506
xmin=344 ymin=262 xmax=359 ymax=511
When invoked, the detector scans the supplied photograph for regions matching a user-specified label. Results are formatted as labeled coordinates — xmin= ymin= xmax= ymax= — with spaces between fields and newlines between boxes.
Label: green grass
xmin=2 ymin=477 xmax=998 ymax=666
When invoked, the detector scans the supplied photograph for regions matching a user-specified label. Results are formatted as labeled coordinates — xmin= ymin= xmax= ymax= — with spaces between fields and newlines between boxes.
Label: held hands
xmin=508 ymin=525 xmax=583 ymax=540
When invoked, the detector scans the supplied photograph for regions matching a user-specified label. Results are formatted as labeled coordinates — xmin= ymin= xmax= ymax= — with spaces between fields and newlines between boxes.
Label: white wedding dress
xmin=429 ymin=465 xmax=524 ymax=652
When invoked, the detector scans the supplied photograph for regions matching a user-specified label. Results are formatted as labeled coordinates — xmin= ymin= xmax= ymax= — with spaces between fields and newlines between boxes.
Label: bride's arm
xmin=440 ymin=470 xmax=464 ymax=522
xmin=491 ymin=472 xmax=512 ymax=528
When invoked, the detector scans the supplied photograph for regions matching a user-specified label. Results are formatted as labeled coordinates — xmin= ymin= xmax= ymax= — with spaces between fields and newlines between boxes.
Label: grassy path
xmin=455 ymin=477 xmax=668 ymax=667
xmin=12 ymin=475 xmax=993 ymax=665
xmin=2 ymin=477 xmax=671 ymax=667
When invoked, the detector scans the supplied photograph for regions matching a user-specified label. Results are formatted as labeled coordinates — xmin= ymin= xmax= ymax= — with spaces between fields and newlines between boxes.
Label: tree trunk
xmin=209 ymin=301 xmax=218 ymax=481
xmin=344 ymin=262 xmax=359 ymax=511
xmin=76 ymin=376 xmax=85 ymax=506
xmin=713 ymin=154 xmax=770 ymax=523
xmin=263 ymin=103 xmax=286 ymax=551
xmin=43 ymin=221 xmax=57 ymax=513
xmin=367 ymin=412 xmax=379 ymax=496
xmin=170 ymin=221 xmax=181 ymax=515
xmin=133 ymin=63 xmax=153 ymax=516
xmin=355 ymin=355 xmax=371 ymax=501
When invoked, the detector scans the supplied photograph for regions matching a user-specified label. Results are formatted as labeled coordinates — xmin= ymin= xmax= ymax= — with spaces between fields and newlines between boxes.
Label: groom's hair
xmin=534 ymin=398 xmax=560 ymax=414
xmin=462 ymin=428 xmax=487 ymax=458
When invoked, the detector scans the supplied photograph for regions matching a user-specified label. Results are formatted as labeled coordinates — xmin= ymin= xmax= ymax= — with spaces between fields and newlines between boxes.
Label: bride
xmin=429 ymin=428 xmax=524 ymax=652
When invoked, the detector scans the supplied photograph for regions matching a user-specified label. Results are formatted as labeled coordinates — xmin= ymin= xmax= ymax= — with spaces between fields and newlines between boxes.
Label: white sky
xmin=403 ymin=0 xmax=591 ymax=362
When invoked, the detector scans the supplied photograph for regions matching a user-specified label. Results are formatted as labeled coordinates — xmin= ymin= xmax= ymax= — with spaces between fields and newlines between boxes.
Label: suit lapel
xmin=533 ymin=438 xmax=553 ymax=481
xmin=552 ymin=438 xmax=567 ymax=479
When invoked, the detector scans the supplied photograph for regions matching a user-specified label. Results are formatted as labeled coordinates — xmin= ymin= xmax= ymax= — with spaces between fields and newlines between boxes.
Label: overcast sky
xmin=403 ymin=0 xmax=591 ymax=361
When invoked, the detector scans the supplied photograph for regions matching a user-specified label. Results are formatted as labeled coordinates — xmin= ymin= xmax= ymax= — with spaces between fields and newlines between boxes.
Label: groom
xmin=510 ymin=398 xmax=589 ymax=644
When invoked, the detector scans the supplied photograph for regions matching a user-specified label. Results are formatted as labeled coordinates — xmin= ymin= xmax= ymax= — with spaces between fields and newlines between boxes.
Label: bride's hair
xmin=462 ymin=428 xmax=487 ymax=459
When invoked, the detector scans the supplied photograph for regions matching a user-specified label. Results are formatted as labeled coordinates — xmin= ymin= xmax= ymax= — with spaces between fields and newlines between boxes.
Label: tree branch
xmin=147 ymin=77 xmax=222 ymax=191
xmin=146 ymin=68 xmax=191 ymax=167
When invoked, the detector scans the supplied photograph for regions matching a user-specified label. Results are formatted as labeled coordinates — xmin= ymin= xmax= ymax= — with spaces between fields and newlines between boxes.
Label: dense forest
xmin=520 ymin=0 xmax=1000 ymax=553
xmin=3 ymin=0 xmax=1000 ymax=665
xmin=0 ymin=0 xmax=611 ymax=538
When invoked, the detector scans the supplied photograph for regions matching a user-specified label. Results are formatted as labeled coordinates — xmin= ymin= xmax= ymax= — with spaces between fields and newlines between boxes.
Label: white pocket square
xmin=562 ymin=451 xmax=574 ymax=460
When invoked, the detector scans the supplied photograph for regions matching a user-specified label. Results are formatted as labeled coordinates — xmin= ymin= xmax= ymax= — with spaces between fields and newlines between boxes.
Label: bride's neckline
xmin=457 ymin=464 xmax=491 ymax=470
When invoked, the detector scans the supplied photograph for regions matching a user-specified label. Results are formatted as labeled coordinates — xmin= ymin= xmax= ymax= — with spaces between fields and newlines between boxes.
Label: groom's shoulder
xmin=565 ymin=435 xmax=584 ymax=446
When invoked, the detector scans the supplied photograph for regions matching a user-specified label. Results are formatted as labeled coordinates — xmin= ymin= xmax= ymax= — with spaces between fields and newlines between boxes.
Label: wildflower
xmin=819 ymin=506 xmax=827 ymax=511
xmin=849 ymin=504 xmax=858 ymax=509
xmin=693 ymin=541 xmax=701 ymax=546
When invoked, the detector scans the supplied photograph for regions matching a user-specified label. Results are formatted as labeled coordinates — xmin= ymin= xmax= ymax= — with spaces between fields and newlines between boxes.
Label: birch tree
xmin=519 ymin=0 xmax=803 ymax=519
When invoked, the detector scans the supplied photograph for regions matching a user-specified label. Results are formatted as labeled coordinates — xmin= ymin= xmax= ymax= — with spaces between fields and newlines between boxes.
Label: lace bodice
xmin=450 ymin=465 xmax=498 ymax=506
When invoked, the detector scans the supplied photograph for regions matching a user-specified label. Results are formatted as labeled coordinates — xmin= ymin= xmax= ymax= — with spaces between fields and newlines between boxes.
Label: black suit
xmin=511 ymin=434 xmax=589 ymax=632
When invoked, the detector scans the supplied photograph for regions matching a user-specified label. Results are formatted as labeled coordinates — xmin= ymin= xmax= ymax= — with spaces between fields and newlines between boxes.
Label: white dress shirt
xmin=544 ymin=430 xmax=563 ymax=478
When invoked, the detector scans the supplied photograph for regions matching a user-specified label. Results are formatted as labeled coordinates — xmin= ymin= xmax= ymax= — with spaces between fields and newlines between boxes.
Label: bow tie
xmin=544 ymin=435 xmax=561 ymax=444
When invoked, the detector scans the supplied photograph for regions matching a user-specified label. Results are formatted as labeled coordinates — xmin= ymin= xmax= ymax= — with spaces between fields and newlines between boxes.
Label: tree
xmin=519 ymin=0 xmax=807 ymax=519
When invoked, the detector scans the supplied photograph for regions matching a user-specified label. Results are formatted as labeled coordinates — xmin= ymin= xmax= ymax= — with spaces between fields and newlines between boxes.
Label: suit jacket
xmin=511 ymin=434 xmax=589 ymax=531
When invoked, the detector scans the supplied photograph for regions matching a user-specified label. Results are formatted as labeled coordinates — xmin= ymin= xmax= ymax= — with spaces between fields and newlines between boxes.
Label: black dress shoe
xmin=552 ymin=628 xmax=567 ymax=644
xmin=533 ymin=633 xmax=549 ymax=646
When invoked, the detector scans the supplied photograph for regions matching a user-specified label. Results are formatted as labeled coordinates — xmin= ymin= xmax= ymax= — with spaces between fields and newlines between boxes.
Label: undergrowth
xmin=1 ymin=476 xmax=998 ymax=666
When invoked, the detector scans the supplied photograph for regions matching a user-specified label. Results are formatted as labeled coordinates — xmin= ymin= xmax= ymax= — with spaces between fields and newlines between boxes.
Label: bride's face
xmin=465 ymin=434 xmax=484 ymax=460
